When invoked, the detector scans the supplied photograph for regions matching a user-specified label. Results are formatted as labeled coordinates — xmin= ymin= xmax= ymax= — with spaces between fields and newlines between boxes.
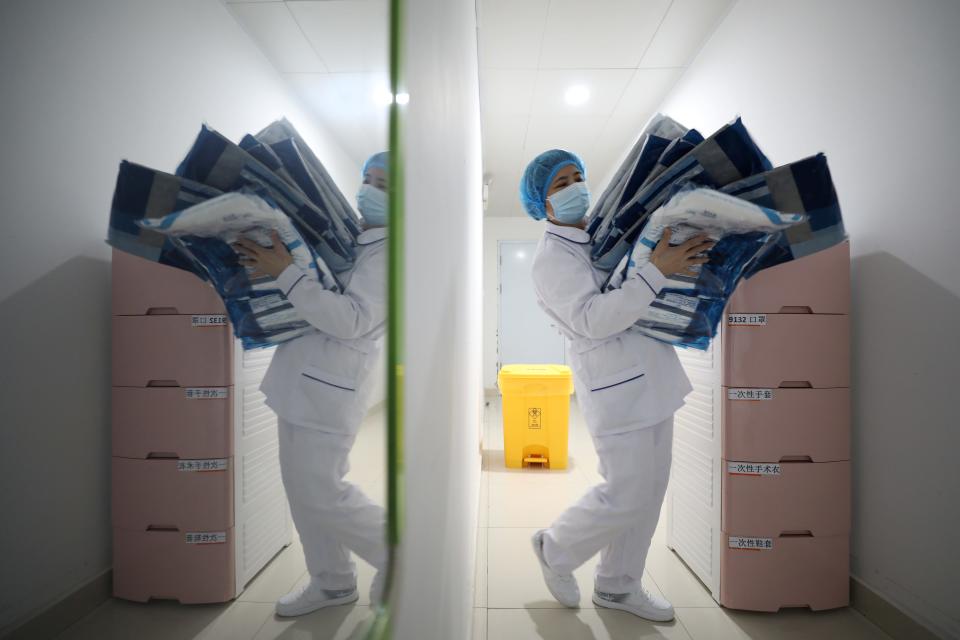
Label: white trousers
xmin=277 ymin=419 xmax=387 ymax=590
xmin=542 ymin=416 xmax=673 ymax=594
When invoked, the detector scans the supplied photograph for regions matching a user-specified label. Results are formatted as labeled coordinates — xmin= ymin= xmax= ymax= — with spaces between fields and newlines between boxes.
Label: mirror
xmin=99 ymin=1 xmax=394 ymax=637
xmin=222 ymin=2 xmax=395 ymax=636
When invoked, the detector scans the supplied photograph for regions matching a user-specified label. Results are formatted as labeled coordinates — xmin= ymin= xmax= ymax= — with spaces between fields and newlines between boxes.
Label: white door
xmin=498 ymin=240 xmax=566 ymax=368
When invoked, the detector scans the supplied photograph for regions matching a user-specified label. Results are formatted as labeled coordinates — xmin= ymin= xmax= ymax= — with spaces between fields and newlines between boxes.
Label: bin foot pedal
xmin=523 ymin=455 xmax=548 ymax=467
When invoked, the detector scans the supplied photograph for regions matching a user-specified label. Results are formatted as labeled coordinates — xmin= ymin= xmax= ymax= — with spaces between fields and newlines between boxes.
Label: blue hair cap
xmin=362 ymin=151 xmax=389 ymax=177
xmin=519 ymin=149 xmax=585 ymax=220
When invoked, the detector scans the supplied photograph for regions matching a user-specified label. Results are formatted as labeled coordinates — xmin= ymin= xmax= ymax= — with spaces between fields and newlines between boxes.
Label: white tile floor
xmin=52 ymin=400 xmax=894 ymax=640
xmin=474 ymin=396 xmax=893 ymax=640
xmin=54 ymin=408 xmax=387 ymax=640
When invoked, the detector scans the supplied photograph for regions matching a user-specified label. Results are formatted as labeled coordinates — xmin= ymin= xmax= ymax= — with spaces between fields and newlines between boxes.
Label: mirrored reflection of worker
xmin=233 ymin=152 xmax=390 ymax=617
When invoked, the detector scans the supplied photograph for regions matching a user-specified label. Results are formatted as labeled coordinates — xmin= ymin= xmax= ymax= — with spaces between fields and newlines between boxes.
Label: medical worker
xmin=232 ymin=152 xmax=390 ymax=617
xmin=520 ymin=149 xmax=713 ymax=621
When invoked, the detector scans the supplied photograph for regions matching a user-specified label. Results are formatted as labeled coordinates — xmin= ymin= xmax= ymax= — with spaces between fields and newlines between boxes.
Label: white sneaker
xmin=593 ymin=586 xmax=675 ymax=622
xmin=369 ymin=570 xmax=386 ymax=606
xmin=275 ymin=578 xmax=358 ymax=617
xmin=531 ymin=529 xmax=580 ymax=608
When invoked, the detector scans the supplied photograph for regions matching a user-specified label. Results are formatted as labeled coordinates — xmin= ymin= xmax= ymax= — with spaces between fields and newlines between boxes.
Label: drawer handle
xmin=778 ymin=381 xmax=812 ymax=388
xmin=146 ymin=307 xmax=180 ymax=315
xmin=146 ymin=525 xmax=180 ymax=532
xmin=146 ymin=452 xmax=179 ymax=459
xmin=779 ymin=456 xmax=813 ymax=463
xmin=779 ymin=530 xmax=813 ymax=537
xmin=146 ymin=380 xmax=180 ymax=387
xmin=779 ymin=306 xmax=812 ymax=314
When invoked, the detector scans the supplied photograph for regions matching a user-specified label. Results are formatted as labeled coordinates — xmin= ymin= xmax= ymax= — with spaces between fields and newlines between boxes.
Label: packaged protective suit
xmin=591 ymin=117 xmax=773 ymax=271
xmin=592 ymin=115 xmax=846 ymax=350
xmin=604 ymin=188 xmax=805 ymax=349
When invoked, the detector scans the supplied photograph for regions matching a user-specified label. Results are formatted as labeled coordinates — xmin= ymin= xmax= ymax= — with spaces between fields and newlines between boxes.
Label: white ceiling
xmin=478 ymin=0 xmax=735 ymax=216
xmin=225 ymin=0 xmax=389 ymax=167
xmin=225 ymin=0 xmax=734 ymax=214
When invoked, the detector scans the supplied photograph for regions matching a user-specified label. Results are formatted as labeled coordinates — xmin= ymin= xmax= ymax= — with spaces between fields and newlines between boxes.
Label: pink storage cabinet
xmin=111 ymin=252 xmax=290 ymax=604
xmin=727 ymin=241 xmax=850 ymax=315
xmin=722 ymin=314 xmax=849 ymax=388
xmin=720 ymin=533 xmax=849 ymax=611
xmin=721 ymin=460 xmax=850 ymax=537
xmin=667 ymin=239 xmax=851 ymax=613
xmin=112 ymin=457 xmax=233 ymax=531
xmin=722 ymin=388 xmax=850 ymax=462
xmin=112 ymin=527 xmax=236 ymax=604
xmin=112 ymin=387 xmax=233 ymax=459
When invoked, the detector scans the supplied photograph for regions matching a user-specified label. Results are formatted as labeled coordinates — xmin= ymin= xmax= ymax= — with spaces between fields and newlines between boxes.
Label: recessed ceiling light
xmin=564 ymin=85 xmax=590 ymax=106
xmin=373 ymin=87 xmax=394 ymax=106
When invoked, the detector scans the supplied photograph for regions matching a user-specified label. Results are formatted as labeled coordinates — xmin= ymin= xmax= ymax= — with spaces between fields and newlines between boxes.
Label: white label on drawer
xmin=727 ymin=461 xmax=782 ymax=476
xmin=185 ymin=531 xmax=227 ymax=545
xmin=192 ymin=314 xmax=227 ymax=327
xmin=184 ymin=387 xmax=229 ymax=400
xmin=727 ymin=388 xmax=774 ymax=401
xmin=177 ymin=458 xmax=229 ymax=472
xmin=727 ymin=313 xmax=767 ymax=326
xmin=729 ymin=536 xmax=773 ymax=550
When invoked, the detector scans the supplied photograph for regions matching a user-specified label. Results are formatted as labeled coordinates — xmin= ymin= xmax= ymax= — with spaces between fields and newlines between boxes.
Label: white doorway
xmin=498 ymin=240 xmax=566 ymax=369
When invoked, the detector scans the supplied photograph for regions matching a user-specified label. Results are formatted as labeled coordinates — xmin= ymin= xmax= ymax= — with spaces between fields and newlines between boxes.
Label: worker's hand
xmin=232 ymin=231 xmax=294 ymax=279
xmin=649 ymin=229 xmax=715 ymax=278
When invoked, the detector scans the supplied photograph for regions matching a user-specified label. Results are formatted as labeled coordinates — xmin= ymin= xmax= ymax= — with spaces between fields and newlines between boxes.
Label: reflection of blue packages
xmin=238 ymin=130 xmax=360 ymax=246
xmin=249 ymin=119 xmax=363 ymax=239
xmin=722 ymin=153 xmax=846 ymax=276
xmin=225 ymin=293 xmax=316 ymax=350
xmin=138 ymin=191 xmax=341 ymax=349
xmin=176 ymin=125 xmax=354 ymax=273
xmin=591 ymin=117 xmax=773 ymax=271
xmin=107 ymin=160 xmax=222 ymax=277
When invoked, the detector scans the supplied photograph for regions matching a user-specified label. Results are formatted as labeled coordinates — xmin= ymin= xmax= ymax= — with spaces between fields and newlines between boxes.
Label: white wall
xmin=0 ymin=0 xmax=358 ymax=634
xmin=482 ymin=217 xmax=547 ymax=390
xmin=392 ymin=0 xmax=484 ymax=637
xmin=660 ymin=1 xmax=960 ymax=637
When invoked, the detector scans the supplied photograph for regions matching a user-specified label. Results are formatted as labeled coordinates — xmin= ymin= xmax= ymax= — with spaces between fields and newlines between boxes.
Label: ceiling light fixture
xmin=373 ymin=87 xmax=394 ymax=107
xmin=374 ymin=89 xmax=410 ymax=106
xmin=564 ymin=85 xmax=590 ymax=106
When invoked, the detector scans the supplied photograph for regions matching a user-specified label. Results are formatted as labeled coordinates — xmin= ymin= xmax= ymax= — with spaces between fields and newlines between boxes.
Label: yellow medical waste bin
xmin=497 ymin=364 xmax=573 ymax=470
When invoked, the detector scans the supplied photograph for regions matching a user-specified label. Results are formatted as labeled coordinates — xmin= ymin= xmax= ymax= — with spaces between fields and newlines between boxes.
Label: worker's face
xmin=363 ymin=167 xmax=388 ymax=191
xmin=545 ymin=164 xmax=585 ymax=219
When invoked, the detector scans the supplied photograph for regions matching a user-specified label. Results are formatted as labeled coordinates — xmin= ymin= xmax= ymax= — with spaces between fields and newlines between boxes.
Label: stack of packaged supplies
xmin=107 ymin=119 xmax=358 ymax=349
xmin=590 ymin=114 xmax=846 ymax=349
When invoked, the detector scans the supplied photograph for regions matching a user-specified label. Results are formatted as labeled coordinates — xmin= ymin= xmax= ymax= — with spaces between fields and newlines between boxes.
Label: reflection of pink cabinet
xmin=667 ymin=241 xmax=851 ymax=612
xmin=113 ymin=528 xmax=236 ymax=605
xmin=111 ymin=251 xmax=290 ymax=604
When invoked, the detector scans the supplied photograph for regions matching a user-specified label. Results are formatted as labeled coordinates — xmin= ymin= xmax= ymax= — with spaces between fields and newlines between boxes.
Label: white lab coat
xmin=531 ymin=223 xmax=693 ymax=436
xmin=260 ymin=227 xmax=387 ymax=435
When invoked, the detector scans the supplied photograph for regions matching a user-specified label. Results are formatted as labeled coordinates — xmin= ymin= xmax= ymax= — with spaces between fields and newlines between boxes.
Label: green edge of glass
xmin=366 ymin=0 xmax=403 ymax=637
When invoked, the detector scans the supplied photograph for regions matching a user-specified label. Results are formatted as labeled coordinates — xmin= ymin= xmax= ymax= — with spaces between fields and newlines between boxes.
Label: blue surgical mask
xmin=357 ymin=184 xmax=388 ymax=226
xmin=547 ymin=182 xmax=590 ymax=224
